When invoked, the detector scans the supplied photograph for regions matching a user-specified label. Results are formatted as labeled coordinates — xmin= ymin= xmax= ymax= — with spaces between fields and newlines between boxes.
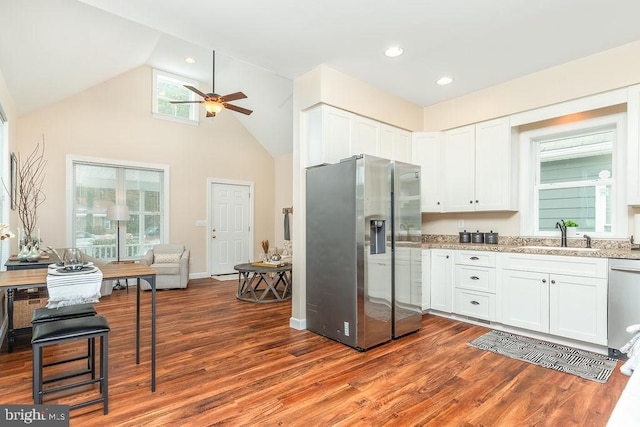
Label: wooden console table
xmin=0 ymin=263 xmax=159 ymax=392
xmin=234 ymin=263 xmax=292 ymax=303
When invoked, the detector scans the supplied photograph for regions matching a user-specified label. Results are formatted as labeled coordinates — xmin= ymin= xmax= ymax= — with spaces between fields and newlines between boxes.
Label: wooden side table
xmin=234 ymin=262 xmax=292 ymax=303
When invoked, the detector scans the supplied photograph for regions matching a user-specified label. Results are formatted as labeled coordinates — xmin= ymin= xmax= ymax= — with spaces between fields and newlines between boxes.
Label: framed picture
xmin=10 ymin=153 xmax=16 ymax=210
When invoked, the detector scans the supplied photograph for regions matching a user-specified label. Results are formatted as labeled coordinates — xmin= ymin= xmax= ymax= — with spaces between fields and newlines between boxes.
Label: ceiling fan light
xmin=203 ymin=101 xmax=224 ymax=114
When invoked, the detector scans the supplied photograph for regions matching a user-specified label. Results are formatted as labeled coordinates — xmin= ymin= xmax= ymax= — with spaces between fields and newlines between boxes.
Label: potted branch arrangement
xmin=13 ymin=140 xmax=47 ymax=261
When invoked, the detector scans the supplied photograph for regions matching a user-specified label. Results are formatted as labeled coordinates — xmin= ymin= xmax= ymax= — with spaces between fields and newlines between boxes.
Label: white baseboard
xmin=290 ymin=316 xmax=306 ymax=330
xmin=189 ymin=272 xmax=210 ymax=280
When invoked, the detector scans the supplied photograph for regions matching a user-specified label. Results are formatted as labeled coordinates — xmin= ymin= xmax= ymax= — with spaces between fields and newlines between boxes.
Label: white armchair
xmin=139 ymin=244 xmax=190 ymax=290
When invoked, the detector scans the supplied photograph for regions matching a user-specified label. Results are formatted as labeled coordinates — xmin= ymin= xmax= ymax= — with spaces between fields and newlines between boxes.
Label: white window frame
xmin=152 ymin=69 xmax=200 ymax=126
xmin=66 ymin=155 xmax=171 ymax=250
xmin=519 ymin=112 xmax=627 ymax=238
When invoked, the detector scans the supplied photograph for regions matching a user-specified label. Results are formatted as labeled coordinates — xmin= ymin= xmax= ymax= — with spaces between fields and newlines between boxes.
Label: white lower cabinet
xmin=501 ymin=253 xmax=607 ymax=345
xmin=454 ymin=251 xmax=497 ymax=321
xmin=430 ymin=249 xmax=454 ymax=313
xmin=421 ymin=249 xmax=430 ymax=311
xmin=455 ymin=288 xmax=496 ymax=321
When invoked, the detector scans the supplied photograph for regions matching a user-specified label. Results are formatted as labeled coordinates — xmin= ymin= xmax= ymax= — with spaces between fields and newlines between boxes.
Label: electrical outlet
xmin=458 ymin=220 xmax=465 ymax=228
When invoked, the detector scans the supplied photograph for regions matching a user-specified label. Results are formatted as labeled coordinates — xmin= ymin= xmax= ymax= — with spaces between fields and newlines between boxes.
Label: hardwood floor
xmin=0 ymin=277 xmax=628 ymax=426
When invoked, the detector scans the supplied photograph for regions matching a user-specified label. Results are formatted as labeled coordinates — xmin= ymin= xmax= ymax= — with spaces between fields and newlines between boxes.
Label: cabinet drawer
xmin=455 ymin=251 xmax=496 ymax=267
xmin=454 ymin=266 xmax=496 ymax=293
xmin=500 ymin=253 xmax=607 ymax=278
xmin=455 ymin=289 xmax=495 ymax=321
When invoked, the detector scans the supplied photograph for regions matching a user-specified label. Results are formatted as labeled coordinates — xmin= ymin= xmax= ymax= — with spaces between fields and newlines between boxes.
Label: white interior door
xmin=210 ymin=182 xmax=251 ymax=275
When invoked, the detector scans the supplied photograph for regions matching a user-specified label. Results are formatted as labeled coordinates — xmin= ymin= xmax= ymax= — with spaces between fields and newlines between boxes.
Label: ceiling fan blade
xmin=169 ymin=100 xmax=202 ymax=104
xmin=224 ymin=103 xmax=253 ymax=115
xmin=184 ymin=85 xmax=208 ymax=98
xmin=220 ymin=92 xmax=247 ymax=102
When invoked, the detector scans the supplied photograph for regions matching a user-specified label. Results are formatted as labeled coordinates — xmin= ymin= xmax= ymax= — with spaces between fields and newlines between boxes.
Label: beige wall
xmin=12 ymin=65 xmax=277 ymax=275
xmin=421 ymin=40 xmax=640 ymax=237
xmin=273 ymin=153 xmax=293 ymax=250
xmin=423 ymin=40 xmax=640 ymax=131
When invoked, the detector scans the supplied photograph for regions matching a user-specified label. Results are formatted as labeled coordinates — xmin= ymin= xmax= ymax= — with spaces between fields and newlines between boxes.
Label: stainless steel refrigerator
xmin=306 ymin=154 xmax=422 ymax=351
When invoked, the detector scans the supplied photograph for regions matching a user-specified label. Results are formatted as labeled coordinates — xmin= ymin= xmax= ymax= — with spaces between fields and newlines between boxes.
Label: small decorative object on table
xmin=261 ymin=239 xmax=270 ymax=262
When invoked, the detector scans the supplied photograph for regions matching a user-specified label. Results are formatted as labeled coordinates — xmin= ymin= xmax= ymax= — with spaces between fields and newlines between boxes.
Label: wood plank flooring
xmin=0 ymin=277 xmax=629 ymax=426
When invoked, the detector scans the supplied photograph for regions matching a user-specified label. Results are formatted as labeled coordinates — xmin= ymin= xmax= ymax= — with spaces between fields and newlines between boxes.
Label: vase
xmin=17 ymin=245 xmax=30 ymax=262
xmin=26 ymin=245 xmax=41 ymax=262
xmin=566 ymin=227 xmax=578 ymax=237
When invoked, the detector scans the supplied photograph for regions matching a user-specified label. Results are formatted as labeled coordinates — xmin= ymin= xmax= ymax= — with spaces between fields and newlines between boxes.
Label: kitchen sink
xmin=521 ymin=245 xmax=600 ymax=252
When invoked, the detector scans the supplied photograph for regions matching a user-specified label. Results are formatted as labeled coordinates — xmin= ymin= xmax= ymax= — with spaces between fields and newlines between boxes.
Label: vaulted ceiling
xmin=2 ymin=0 xmax=640 ymax=157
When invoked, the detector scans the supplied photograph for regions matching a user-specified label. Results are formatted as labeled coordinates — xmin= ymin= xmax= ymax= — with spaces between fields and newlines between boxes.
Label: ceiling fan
xmin=170 ymin=50 xmax=253 ymax=117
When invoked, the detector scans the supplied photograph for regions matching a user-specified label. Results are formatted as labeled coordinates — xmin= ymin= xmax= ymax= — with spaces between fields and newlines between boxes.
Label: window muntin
xmin=152 ymin=69 xmax=199 ymax=124
xmin=72 ymin=162 xmax=165 ymax=260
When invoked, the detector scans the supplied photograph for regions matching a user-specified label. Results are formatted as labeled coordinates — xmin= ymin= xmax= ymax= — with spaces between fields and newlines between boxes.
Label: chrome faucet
xmin=555 ymin=220 xmax=567 ymax=247
xmin=584 ymin=234 xmax=592 ymax=248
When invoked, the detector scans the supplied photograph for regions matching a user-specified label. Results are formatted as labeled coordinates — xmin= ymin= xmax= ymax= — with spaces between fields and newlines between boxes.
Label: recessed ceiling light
xmin=436 ymin=76 xmax=453 ymax=85
xmin=384 ymin=46 xmax=404 ymax=58
xmin=185 ymin=57 xmax=196 ymax=64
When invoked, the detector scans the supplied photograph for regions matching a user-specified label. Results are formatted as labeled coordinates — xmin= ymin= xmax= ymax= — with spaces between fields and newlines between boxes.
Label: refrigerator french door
xmin=306 ymin=154 xmax=421 ymax=351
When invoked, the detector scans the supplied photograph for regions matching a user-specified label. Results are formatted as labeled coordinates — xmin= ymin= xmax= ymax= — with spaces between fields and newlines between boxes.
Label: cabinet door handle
xmin=470 ymin=276 xmax=480 ymax=280
xmin=437 ymin=201 xmax=440 ymax=205
xmin=446 ymin=255 xmax=449 ymax=259
xmin=470 ymin=256 xmax=479 ymax=260
xmin=551 ymin=279 xmax=556 ymax=284
xmin=469 ymin=200 xmax=473 ymax=204
xmin=542 ymin=279 xmax=547 ymax=283
xmin=470 ymin=300 xmax=480 ymax=305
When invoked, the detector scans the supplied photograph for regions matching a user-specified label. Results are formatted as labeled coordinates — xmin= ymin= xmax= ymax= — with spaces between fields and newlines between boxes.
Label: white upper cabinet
xmin=391 ymin=128 xmax=412 ymax=163
xmin=627 ymin=84 xmax=640 ymax=205
xmin=304 ymin=105 xmax=352 ymax=167
xmin=351 ymin=115 xmax=379 ymax=157
xmin=443 ymin=125 xmax=476 ymax=211
xmin=475 ymin=117 xmax=517 ymax=211
xmin=442 ymin=117 xmax=517 ymax=212
xmin=412 ymin=132 xmax=444 ymax=212
xmin=303 ymin=104 xmax=413 ymax=167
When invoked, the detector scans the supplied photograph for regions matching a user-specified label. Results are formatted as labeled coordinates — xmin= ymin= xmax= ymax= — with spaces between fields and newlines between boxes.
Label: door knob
xmin=212 ymin=233 xmax=216 ymax=239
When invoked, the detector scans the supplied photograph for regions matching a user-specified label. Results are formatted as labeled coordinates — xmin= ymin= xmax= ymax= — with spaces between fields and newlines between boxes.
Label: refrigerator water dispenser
xmin=370 ymin=220 xmax=386 ymax=254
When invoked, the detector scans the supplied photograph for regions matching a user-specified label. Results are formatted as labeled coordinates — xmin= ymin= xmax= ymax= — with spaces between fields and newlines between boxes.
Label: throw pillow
xmin=154 ymin=253 xmax=182 ymax=263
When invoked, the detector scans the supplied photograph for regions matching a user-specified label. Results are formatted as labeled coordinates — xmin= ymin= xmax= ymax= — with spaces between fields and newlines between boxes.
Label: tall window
xmin=71 ymin=160 xmax=167 ymax=260
xmin=152 ymin=69 xmax=199 ymax=125
xmin=521 ymin=112 xmax=626 ymax=237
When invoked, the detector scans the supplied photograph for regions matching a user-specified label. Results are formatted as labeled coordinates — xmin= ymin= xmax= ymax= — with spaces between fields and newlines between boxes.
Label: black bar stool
xmin=32 ymin=303 xmax=98 ymax=373
xmin=32 ymin=316 xmax=110 ymax=414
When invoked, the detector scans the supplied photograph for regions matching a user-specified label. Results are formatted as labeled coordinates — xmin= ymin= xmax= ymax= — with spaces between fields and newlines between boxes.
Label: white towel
xmin=46 ymin=268 xmax=103 ymax=308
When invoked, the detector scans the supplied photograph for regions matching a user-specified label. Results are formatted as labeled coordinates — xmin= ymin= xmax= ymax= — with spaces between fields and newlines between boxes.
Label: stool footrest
xmin=43 ymin=368 xmax=93 ymax=385
xmin=39 ymin=377 xmax=103 ymax=397
xmin=43 ymin=353 xmax=91 ymax=368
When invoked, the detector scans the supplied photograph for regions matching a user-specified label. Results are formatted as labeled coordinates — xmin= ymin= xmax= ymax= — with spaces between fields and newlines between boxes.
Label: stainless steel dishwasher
xmin=608 ymin=258 xmax=640 ymax=358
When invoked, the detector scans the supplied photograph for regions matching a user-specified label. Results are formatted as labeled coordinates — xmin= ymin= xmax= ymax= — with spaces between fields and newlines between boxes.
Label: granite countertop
xmin=421 ymin=235 xmax=640 ymax=260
